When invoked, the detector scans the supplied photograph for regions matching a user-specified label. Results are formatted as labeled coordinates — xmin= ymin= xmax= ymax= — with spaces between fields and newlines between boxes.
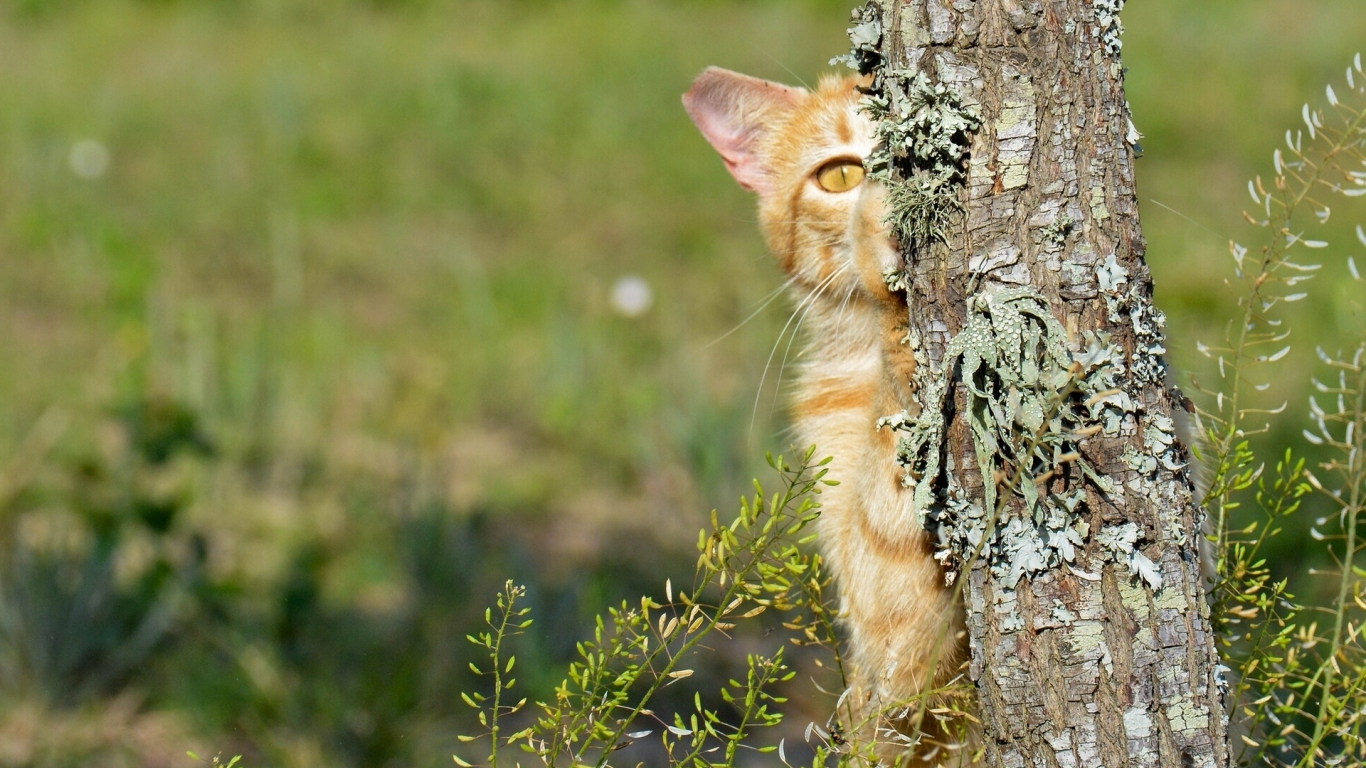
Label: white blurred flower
xmin=610 ymin=274 xmax=653 ymax=318
xmin=69 ymin=139 xmax=110 ymax=179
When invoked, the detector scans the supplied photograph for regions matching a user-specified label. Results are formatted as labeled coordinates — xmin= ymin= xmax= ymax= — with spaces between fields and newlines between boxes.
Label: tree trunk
xmin=846 ymin=2 xmax=1230 ymax=766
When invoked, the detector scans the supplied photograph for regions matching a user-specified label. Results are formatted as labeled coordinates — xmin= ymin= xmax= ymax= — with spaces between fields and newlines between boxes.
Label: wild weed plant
xmin=1195 ymin=55 xmax=1366 ymax=768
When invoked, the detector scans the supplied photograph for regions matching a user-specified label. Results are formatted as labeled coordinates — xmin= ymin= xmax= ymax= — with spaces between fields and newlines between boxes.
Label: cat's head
xmin=683 ymin=67 xmax=901 ymax=305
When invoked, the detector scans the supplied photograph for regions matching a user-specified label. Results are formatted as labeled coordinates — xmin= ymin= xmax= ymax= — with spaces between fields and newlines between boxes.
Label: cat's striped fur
xmin=684 ymin=69 xmax=974 ymax=765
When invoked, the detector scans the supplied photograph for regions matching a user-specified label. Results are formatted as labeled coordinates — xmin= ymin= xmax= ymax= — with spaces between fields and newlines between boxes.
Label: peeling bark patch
xmin=1089 ymin=182 xmax=1111 ymax=222
xmin=1125 ymin=708 xmax=1153 ymax=739
xmin=1164 ymin=697 xmax=1211 ymax=736
xmin=994 ymin=65 xmax=1037 ymax=191
xmin=969 ymin=239 xmax=1025 ymax=282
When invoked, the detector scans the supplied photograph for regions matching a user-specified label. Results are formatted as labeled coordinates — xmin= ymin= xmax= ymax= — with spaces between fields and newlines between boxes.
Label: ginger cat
xmin=683 ymin=69 xmax=974 ymax=765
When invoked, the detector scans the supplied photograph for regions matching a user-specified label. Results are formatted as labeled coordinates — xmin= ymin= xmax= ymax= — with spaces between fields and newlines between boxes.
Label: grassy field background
xmin=0 ymin=0 xmax=1364 ymax=766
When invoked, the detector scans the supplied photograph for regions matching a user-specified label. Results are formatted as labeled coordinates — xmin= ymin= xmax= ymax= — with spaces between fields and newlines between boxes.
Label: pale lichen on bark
xmin=839 ymin=1 xmax=1230 ymax=766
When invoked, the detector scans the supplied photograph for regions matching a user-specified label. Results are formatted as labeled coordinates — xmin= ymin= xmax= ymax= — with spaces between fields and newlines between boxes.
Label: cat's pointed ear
xmin=683 ymin=67 xmax=804 ymax=195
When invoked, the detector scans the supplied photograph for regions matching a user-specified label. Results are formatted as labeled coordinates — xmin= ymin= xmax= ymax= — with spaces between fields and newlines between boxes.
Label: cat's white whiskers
xmin=749 ymin=266 xmax=847 ymax=443
xmin=785 ymin=237 xmax=853 ymax=257
xmin=801 ymin=236 xmax=852 ymax=249
xmin=789 ymin=230 xmax=853 ymax=242
xmin=771 ymin=264 xmax=844 ymax=421
xmin=835 ymin=281 xmax=859 ymax=346
xmin=704 ymin=276 xmax=797 ymax=348
xmin=749 ymin=44 xmax=812 ymax=90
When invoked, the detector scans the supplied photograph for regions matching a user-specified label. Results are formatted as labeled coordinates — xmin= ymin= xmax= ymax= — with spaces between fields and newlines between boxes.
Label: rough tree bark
xmin=845 ymin=2 xmax=1230 ymax=766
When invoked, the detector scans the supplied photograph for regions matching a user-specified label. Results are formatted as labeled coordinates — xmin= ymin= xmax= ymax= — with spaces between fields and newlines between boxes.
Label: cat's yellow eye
xmin=815 ymin=159 xmax=865 ymax=193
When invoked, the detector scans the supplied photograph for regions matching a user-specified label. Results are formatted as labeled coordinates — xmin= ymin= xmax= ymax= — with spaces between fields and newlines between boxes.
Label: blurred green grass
xmin=0 ymin=0 xmax=1363 ymax=766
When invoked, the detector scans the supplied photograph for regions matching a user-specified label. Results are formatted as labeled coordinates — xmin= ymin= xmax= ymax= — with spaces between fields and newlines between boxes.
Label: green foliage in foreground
xmin=457 ymin=451 xmax=828 ymax=768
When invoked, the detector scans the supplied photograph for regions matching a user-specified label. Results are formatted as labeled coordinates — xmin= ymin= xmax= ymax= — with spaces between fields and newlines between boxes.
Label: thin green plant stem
xmin=1296 ymin=356 xmax=1365 ymax=768
xmin=488 ymin=583 xmax=519 ymax=768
